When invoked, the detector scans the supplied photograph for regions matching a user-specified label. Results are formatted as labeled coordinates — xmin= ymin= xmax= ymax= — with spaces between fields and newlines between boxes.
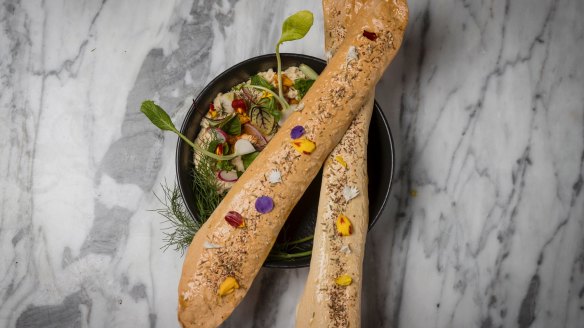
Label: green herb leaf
xmin=207 ymin=139 xmax=221 ymax=153
xmin=241 ymin=152 xmax=259 ymax=169
xmin=250 ymin=106 xmax=277 ymax=135
xmin=140 ymin=100 xmax=177 ymax=132
xmin=218 ymin=114 xmax=242 ymax=136
xmin=277 ymin=10 xmax=314 ymax=45
xmin=293 ymin=79 xmax=315 ymax=98
xmin=251 ymin=75 xmax=275 ymax=91
xmin=217 ymin=159 xmax=235 ymax=171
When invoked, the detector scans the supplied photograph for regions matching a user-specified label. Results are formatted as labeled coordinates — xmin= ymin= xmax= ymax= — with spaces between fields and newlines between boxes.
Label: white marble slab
xmin=1 ymin=0 xmax=583 ymax=327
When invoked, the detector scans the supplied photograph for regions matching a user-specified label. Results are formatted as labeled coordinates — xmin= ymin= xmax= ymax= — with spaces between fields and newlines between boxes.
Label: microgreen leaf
xmin=141 ymin=100 xmax=178 ymax=132
xmin=277 ymin=10 xmax=314 ymax=46
xmin=275 ymin=10 xmax=314 ymax=100
xmin=141 ymin=100 xmax=241 ymax=161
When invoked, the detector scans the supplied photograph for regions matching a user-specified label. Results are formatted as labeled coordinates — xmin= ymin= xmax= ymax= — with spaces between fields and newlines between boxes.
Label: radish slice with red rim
xmin=217 ymin=170 xmax=238 ymax=182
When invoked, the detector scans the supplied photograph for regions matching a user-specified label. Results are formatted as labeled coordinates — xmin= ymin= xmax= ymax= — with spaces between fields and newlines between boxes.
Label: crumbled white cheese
xmin=267 ymin=169 xmax=282 ymax=184
xmin=343 ymin=185 xmax=360 ymax=202
xmin=296 ymin=102 xmax=305 ymax=111
xmin=258 ymin=68 xmax=276 ymax=83
xmin=346 ymin=46 xmax=359 ymax=62
xmin=203 ymin=241 xmax=222 ymax=249
xmin=284 ymin=66 xmax=306 ymax=80
xmin=340 ymin=244 xmax=352 ymax=254
xmin=287 ymin=88 xmax=298 ymax=99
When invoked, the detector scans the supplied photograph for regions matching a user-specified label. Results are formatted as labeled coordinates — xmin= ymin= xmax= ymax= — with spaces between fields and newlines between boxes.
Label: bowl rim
xmin=176 ymin=53 xmax=394 ymax=268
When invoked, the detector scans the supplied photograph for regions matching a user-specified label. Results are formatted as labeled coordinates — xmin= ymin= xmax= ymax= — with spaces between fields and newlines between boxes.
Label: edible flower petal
xmin=255 ymin=196 xmax=274 ymax=214
xmin=218 ymin=277 xmax=240 ymax=296
xmin=336 ymin=214 xmax=353 ymax=236
xmin=340 ymin=244 xmax=352 ymax=254
xmin=267 ymin=169 xmax=282 ymax=184
xmin=342 ymin=185 xmax=359 ymax=202
xmin=363 ymin=30 xmax=378 ymax=41
xmin=335 ymin=275 xmax=353 ymax=286
xmin=215 ymin=143 xmax=224 ymax=155
xmin=291 ymin=138 xmax=316 ymax=155
xmin=290 ymin=125 xmax=305 ymax=139
xmin=335 ymin=155 xmax=348 ymax=169
xmin=225 ymin=211 xmax=245 ymax=228
xmin=231 ymin=99 xmax=247 ymax=113
xmin=208 ymin=103 xmax=217 ymax=118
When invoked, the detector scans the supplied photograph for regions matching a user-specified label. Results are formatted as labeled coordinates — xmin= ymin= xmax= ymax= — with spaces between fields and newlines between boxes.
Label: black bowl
xmin=176 ymin=53 xmax=394 ymax=268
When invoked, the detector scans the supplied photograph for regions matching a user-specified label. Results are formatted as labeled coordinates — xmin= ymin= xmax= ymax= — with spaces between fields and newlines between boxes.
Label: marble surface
xmin=1 ymin=0 xmax=583 ymax=327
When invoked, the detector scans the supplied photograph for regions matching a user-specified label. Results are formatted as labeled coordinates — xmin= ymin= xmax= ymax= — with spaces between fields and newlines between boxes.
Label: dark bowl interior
xmin=176 ymin=53 xmax=394 ymax=268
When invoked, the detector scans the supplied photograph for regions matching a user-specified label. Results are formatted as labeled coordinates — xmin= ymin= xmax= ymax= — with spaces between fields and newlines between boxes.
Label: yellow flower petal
xmin=335 ymin=155 xmax=348 ymax=169
xmin=335 ymin=274 xmax=353 ymax=286
xmin=218 ymin=277 xmax=240 ymax=296
xmin=291 ymin=138 xmax=316 ymax=155
xmin=336 ymin=214 xmax=353 ymax=236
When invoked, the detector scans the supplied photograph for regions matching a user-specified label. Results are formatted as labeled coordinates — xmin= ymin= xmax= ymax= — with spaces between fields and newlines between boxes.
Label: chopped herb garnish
xmin=294 ymin=79 xmax=315 ymax=98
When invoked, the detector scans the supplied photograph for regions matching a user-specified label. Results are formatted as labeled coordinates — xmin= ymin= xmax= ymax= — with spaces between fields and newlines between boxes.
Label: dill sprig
xmin=153 ymin=181 xmax=198 ymax=255
xmin=153 ymin=179 xmax=313 ymax=260
xmin=192 ymin=155 xmax=225 ymax=221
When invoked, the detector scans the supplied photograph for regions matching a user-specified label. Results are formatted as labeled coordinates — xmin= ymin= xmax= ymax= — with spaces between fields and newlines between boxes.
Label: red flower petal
xmin=363 ymin=30 xmax=378 ymax=41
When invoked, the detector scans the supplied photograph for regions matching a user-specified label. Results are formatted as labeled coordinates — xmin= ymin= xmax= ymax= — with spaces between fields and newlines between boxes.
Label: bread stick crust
xmin=178 ymin=2 xmax=408 ymax=326
xmin=296 ymin=1 xmax=378 ymax=326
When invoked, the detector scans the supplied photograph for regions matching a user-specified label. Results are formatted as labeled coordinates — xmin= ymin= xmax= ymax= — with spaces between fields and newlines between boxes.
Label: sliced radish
xmin=233 ymin=139 xmax=256 ymax=156
xmin=217 ymin=170 xmax=238 ymax=182
xmin=242 ymin=123 xmax=267 ymax=149
xmin=206 ymin=127 xmax=227 ymax=143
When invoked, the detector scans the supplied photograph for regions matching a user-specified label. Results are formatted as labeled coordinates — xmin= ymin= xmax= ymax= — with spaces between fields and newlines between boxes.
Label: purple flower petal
xmin=290 ymin=125 xmax=305 ymax=139
xmin=255 ymin=196 xmax=274 ymax=214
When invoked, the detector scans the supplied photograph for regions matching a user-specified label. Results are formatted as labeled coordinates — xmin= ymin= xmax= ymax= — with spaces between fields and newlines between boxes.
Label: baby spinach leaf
xmin=241 ymin=152 xmax=260 ymax=169
xmin=218 ymin=114 xmax=242 ymax=136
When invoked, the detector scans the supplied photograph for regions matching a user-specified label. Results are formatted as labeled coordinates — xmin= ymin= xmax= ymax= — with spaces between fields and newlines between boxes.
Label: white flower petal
xmin=267 ymin=169 xmax=282 ymax=184
xmin=340 ymin=244 xmax=352 ymax=254
xmin=343 ymin=185 xmax=360 ymax=202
